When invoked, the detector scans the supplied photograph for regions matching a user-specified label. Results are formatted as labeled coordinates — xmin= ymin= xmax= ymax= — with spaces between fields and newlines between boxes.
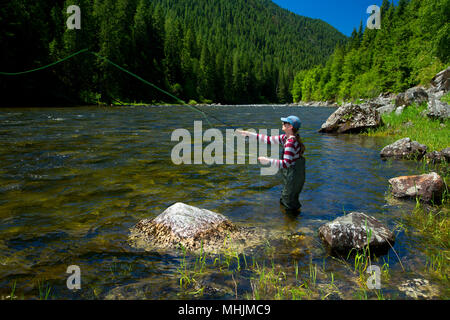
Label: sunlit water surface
xmin=0 ymin=106 xmax=445 ymax=299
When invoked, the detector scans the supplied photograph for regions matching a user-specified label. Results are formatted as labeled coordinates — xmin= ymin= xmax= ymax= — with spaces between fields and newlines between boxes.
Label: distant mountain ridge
xmin=155 ymin=0 xmax=347 ymax=70
xmin=148 ymin=0 xmax=347 ymax=103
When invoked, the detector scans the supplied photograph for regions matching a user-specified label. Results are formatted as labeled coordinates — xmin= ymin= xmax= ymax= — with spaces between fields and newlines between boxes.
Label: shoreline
xmin=107 ymin=102 xmax=340 ymax=108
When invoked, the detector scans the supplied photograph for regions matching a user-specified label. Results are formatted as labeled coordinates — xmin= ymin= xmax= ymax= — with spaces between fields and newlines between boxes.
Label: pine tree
xmin=164 ymin=16 xmax=183 ymax=93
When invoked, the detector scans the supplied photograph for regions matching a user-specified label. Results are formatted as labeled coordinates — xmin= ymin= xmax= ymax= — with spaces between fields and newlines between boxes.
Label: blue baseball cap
xmin=281 ymin=115 xmax=301 ymax=130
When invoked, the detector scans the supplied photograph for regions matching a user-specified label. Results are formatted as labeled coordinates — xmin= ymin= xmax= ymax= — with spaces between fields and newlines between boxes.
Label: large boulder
xmin=426 ymin=99 xmax=450 ymax=120
xmin=380 ymin=138 xmax=428 ymax=160
xmin=318 ymin=212 xmax=395 ymax=255
xmin=388 ymin=172 xmax=446 ymax=203
xmin=430 ymin=67 xmax=450 ymax=93
xmin=318 ymin=103 xmax=382 ymax=133
xmin=395 ymin=87 xmax=428 ymax=107
xmin=129 ymin=202 xmax=268 ymax=253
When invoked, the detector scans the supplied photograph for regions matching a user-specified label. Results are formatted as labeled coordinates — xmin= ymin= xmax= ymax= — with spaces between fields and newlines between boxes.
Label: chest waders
xmin=280 ymin=147 xmax=305 ymax=211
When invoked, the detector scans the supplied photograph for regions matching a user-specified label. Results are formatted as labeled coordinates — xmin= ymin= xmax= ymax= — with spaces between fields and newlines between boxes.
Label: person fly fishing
xmin=238 ymin=115 xmax=306 ymax=213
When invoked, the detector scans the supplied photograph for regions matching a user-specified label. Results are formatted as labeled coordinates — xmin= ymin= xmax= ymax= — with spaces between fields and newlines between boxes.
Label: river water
xmin=0 ymin=105 xmax=445 ymax=299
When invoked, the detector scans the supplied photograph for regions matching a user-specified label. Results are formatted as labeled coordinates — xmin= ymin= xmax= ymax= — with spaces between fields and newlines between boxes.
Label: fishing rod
xmin=0 ymin=48 xmax=265 ymax=171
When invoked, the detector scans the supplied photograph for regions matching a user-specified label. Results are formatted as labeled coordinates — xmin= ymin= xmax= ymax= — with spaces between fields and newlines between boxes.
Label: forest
xmin=292 ymin=0 xmax=450 ymax=103
xmin=0 ymin=0 xmax=347 ymax=106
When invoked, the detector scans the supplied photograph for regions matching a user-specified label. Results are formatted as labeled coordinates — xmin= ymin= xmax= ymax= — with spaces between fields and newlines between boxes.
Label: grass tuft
xmin=365 ymin=102 xmax=450 ymax=151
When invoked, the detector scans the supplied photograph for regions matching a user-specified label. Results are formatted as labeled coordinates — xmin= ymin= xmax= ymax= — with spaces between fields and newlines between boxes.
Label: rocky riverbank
xmin=298 ymin=67 xmax=450 ymax=120
xmin=316 ymin=67 xmax=449 ymax=135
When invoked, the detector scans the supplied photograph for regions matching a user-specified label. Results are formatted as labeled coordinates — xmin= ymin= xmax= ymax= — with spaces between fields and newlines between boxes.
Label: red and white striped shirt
xmin=256 ymin=133 xmax=304 ymax=168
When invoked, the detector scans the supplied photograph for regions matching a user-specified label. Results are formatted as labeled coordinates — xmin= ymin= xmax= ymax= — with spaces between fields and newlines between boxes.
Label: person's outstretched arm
xmin=259 ymin=137 xmax=303 ymax=168
xmin=236 ymin=130 xmax=285 ymax=145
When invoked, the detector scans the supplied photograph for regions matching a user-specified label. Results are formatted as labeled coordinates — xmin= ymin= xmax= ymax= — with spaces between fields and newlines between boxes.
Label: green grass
xmin=174 ymin=201 xmax=448 ymax=301
xmin=391 ymin=180 xmax=449 ymax=292
xmin=37 ymin=280 xmax=52 ymax=300
xmin=9 ymin=280 xmax=17 ymax=300
xmin=366 ymin=102 xmax=450 ymax=151
xmin=441 ymin=92 xmax=450 ymax=104
xmin=176 ymin=241 xmax=212 ymax=295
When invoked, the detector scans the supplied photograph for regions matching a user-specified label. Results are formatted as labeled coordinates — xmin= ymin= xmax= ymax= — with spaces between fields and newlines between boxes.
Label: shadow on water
xmin=0 ymin=106 xmax=446 ymax=299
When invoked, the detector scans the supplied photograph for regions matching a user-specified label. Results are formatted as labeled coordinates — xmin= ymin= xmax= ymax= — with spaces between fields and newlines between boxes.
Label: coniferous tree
xmin=294 ymin=0 xmax=448 ymax=102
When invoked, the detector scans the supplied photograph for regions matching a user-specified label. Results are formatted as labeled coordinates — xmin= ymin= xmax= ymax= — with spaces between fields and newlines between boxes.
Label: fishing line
xmin=1 ymin=48 xmax=269 ymax=202
xmin=0 ymin=48 xmax=90 ymax=75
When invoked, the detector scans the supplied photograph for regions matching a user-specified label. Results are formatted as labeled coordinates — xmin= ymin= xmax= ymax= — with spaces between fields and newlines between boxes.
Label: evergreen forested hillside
xmin=0 ymin=0 xmax=347 ymax=106
xmin=292 ymin=0 xmax=450 ymax=103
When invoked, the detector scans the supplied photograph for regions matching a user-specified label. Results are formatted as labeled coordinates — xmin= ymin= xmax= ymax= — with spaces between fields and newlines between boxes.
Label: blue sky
xmin=272 ymin=0 xmax=399 ymax=36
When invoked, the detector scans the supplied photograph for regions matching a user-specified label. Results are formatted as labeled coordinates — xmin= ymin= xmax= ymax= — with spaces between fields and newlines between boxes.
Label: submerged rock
xmin=105 ymin=278 xmax=167 ymax=300
xmin=398 ymin=278 xmax=439 ymax=299
xmin=380 ymin=137 xmax=427 ymax=160
xmin=388 ymin=172 xmax=445 ymax=203
xmin=318 ymin=103 xmax=382 ymax=133
xmin=318 ymin=212 xmax=395 ymax=256
xmin=129 ymin=202 xmax=269 ymax=253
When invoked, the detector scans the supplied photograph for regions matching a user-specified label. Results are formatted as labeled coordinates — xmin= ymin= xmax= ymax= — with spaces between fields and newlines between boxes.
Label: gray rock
xmin=426 ymin=99 xmax=450 ymax=120
xmin=388 ymin=172 xmax=445 ymax=203
xmin=395 ymin=87 xmax=428 ymax=107
xmin=360 ymin=102 xmax=383 ymax=110
xmin=318 ymin=103 xmax=382 ymax=134
xmin=430 ymin=66 xmax=450 ymax=93
xmin=318 ymin=212 xmax=395 ymax=255
xmin=377 ymin=104 xmax=396 ymax=115
xmin=380 ymin=138 xmax=427 ymax=160
xmin=432 ymin=90 xmax=445 ymax=99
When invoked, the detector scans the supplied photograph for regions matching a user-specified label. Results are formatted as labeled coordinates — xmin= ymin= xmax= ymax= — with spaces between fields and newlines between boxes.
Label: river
xmin=0 ymin=105 xmax=445 ymax=299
